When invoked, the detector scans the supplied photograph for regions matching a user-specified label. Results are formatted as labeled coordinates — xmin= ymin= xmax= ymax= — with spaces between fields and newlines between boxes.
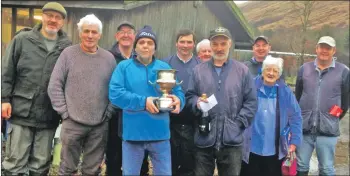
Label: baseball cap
xmin=254 ymin=35 xmax=269 ymax=44
xmin=317 ymin=36 xmax=336 ymax=47
xmin=117 ymin=21 xmax=135 ymax=31
xmin=209 ymin=27 xmax=232 ymax=40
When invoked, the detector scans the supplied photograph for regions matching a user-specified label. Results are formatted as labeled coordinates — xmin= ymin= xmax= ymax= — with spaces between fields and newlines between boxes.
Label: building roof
xmin=2 ymin=0 xmax=255 ymax=49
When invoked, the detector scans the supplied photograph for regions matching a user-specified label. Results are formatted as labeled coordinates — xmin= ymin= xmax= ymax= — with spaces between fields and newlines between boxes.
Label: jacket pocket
xmin=319 ymin=112 xmax=340 ymax=136
xmin=223 ymin=116 xmax=243 ymax=146
xmin=301 ymin=110 xmax=313 ymax=133
xmin=11 ymin=89 xmax=35 ymax=118
xmin=194 ymin=117 xmax=217 ymax=148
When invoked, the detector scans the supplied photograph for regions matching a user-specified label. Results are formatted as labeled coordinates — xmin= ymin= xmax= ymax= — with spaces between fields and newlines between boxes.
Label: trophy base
xmin=153 ymin=97 xmax=174 ymax=112
xmin=158 ymin=107 xmax=175 ymax=112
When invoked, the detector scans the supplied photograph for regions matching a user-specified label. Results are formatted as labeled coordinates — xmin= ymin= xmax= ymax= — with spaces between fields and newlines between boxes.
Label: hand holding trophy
xmin=149 ymin=69 xmax=182 ymax=112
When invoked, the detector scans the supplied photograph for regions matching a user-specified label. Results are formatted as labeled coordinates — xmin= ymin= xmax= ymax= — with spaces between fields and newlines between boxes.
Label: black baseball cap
xmin=209 ymin=27 xmax=232 ymax=40
xmin=117 ymin=21 xmax=135 ymax=31
xmin=254 ymin=35 xmax=269 ymax=44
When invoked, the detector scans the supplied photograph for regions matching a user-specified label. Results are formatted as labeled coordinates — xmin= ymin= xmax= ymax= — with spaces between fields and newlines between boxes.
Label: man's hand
xmin=146 ymin=97 xmax=159 ymax=114
xmin=196 ymin=96 xmax=208 ymax=110
xmin=167 ymin=94 xmax=180 ymax=114
xmin=1 ymin=103 xmax=12 ymax=119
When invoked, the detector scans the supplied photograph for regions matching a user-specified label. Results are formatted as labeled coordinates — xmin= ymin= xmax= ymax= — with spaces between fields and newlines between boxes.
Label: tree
xmin=287 ymin=1 xmax=318 ymax=69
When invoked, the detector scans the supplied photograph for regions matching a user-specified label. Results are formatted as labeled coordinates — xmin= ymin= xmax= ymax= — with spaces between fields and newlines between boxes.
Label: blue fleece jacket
xmin=109 ymin=57 xmax=185 ymax=141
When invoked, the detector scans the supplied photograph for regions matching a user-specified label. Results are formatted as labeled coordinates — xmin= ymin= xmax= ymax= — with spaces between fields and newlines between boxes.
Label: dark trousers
xmin=240 ymin=152 xmax=283 ymax=176
xmin=194 ymin=146 xmax=242 ymax=176
xmin=59 ymin=118 xmax=108 ymax=175
xmin=170 ymin=124 xmax=195 ymax=176
xmin=105 ymin=116 xmax=149 ymax=176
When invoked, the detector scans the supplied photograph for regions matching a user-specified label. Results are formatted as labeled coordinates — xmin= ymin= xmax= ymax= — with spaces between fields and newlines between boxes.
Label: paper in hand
xmin=199 ymin=94 xmax=218 ymax=112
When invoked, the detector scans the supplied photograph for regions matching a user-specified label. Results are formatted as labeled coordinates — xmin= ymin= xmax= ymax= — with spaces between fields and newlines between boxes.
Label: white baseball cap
xmin=317 ymin=36 xmax=336 ymax=47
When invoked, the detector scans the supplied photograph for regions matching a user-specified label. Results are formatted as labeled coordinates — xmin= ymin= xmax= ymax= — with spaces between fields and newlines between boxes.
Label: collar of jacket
xmin=29 ymin=23 xmax=66 ymax=40
xmin=27 ymin=23 xmax=70 ymax=47
xmin=208 ymin=57 xmax=231 ymax=68
xmin=109 ymin=42 xmax=136 ymax=59
xmin=250 ymin=57 xmax=263 ymax=65
xmin=132 ymin=55 xmax=157 ymax=67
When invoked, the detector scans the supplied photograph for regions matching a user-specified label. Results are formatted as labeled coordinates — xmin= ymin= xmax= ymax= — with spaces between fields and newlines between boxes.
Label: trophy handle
xmin=176 ymin=80 xmax=183 ymax=85
xmin=148 ymin=80 xmax=157 ymax=85
xmin=152 ymin=97 xmax=160 ymax=109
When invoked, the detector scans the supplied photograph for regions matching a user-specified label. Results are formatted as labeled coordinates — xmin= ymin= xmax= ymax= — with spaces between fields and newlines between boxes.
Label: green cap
xmin=42 ymin=2 xmax=67 ymax=19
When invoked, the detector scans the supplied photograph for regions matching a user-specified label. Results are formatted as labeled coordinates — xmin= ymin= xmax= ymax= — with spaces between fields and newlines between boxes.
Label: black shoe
xmin=297 ymin=170 xmax=309 ymax=176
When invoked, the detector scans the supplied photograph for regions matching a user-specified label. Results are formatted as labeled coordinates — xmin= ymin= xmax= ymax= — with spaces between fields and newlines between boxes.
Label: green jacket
xmin=1 ymin=23 xmax=72 ymax=128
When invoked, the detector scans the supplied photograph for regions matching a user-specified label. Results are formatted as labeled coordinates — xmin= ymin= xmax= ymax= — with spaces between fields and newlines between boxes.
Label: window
xmin=34 ymin=9 xmax=43 ymax=25
xmin=2 ymin=8 xmax=12 ymax=57
xmin=16 ymin=8 xmax=30 ymax=32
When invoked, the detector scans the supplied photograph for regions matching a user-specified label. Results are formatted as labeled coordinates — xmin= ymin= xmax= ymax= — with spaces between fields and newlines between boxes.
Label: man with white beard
xmin=1 ymin=2 xmax=71 ymax=175
xmin=186 ymin=26 xmax=257 ymax=176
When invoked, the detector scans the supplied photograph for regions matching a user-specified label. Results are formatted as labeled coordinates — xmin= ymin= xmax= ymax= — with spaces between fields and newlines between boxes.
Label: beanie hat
xmin=134 ymin=25 xmax=157 ymax=50
xmin=42 ymin=2 xmax=67 ymax=19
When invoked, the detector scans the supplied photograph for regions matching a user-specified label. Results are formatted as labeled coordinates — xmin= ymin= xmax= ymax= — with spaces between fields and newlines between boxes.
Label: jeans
xmin=296 ymin=134 xmax=337 ymax=175
xmin=122 ymin=140 xmax=171 ymax=175
xmin=106 ymin=116 xmax=149 ymax=176
xmin=194 ymin=146 xmax=242 ymax=176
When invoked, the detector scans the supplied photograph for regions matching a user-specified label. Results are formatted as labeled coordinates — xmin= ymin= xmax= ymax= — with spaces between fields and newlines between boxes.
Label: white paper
xmin=199 ymin=94 xmax=218 ymax=112
xmin=54 ymin=124 xmax=61 ymax=139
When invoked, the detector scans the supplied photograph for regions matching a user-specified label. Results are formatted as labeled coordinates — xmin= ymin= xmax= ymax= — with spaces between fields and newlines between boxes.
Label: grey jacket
xmin=295 ymin=60 xmax=349 ymax=136
xmin=186 ymin=59 xmax=257 ymax=149
xmin=1 ymin=24 xmax=71 ymax=128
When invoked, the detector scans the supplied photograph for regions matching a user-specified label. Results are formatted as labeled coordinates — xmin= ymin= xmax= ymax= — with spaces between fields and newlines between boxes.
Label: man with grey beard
xmin=186 ymin=26 xmax=257 ymax=176
xmin=1 ymin=2 xmax=71 ymax=175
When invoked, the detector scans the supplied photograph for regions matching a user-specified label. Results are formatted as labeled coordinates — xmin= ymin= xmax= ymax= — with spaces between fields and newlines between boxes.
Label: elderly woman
xmin=241 ymin=56 xmax=302 ymax=176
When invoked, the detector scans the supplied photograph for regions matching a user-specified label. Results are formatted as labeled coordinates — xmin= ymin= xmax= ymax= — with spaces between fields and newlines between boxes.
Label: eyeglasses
xmin=44 ymin=13 xmax=63 ymax=21
xmin=118 ymin=30 xmax=134 ymax=36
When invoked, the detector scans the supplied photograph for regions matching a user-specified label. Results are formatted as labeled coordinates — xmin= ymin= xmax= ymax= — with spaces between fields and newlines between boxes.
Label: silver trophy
xmin=149 ymin=69 xmax=182 ymax=112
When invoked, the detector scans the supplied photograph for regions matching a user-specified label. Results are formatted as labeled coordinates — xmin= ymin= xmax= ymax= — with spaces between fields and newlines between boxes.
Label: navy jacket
xmin=295 ymin=60 xmax=349 ymax=136
xmin=163 ymin=54 xmax=201 ymax=125
xmin=186 ymin=59 xmax=258 ymax=149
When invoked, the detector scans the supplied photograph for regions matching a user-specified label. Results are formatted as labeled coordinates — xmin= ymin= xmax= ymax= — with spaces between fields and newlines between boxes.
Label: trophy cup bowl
xmin=149 ymin=69 xmax=182 ymax=112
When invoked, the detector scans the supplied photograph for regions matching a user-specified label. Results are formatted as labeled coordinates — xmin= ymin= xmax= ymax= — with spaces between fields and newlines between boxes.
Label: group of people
xmin=1 ymin=2 xmax=349 ymax=176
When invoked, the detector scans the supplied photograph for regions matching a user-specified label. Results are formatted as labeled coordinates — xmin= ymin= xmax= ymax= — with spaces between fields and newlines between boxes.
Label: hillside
xmin=238 ymin=1 xmax=349 ymax=31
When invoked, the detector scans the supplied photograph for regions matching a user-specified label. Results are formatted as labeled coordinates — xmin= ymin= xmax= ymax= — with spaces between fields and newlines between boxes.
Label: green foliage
xmin=285 ymin=76 xmax=297 ymax=86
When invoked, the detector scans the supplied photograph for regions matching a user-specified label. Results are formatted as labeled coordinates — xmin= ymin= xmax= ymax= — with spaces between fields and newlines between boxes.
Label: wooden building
xmin=2 ymin=1 xmax=255 ymax=58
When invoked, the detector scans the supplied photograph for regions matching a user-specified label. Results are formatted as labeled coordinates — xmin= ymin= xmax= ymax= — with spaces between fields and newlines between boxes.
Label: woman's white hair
xmin=77 ymin=14 xmax=103 ymax=34
xmin=262 ymin=55 xmax=284 ymax=76
xmin=196 ymin=39 xmax=210 ymax=53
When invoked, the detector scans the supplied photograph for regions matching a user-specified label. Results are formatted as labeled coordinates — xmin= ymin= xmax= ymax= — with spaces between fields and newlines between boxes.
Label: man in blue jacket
xmin=295 ymin=36 xmax=349 ymax=176
xmin=109 ymin=25 xmax=185 ymax=175
xmin=106 ymin=21 xmax=149 ymax=176
xmin=186 ymin=27 xmax=257 ymax=176
xmin=163 ymin=29 xmax=201 ymax=176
